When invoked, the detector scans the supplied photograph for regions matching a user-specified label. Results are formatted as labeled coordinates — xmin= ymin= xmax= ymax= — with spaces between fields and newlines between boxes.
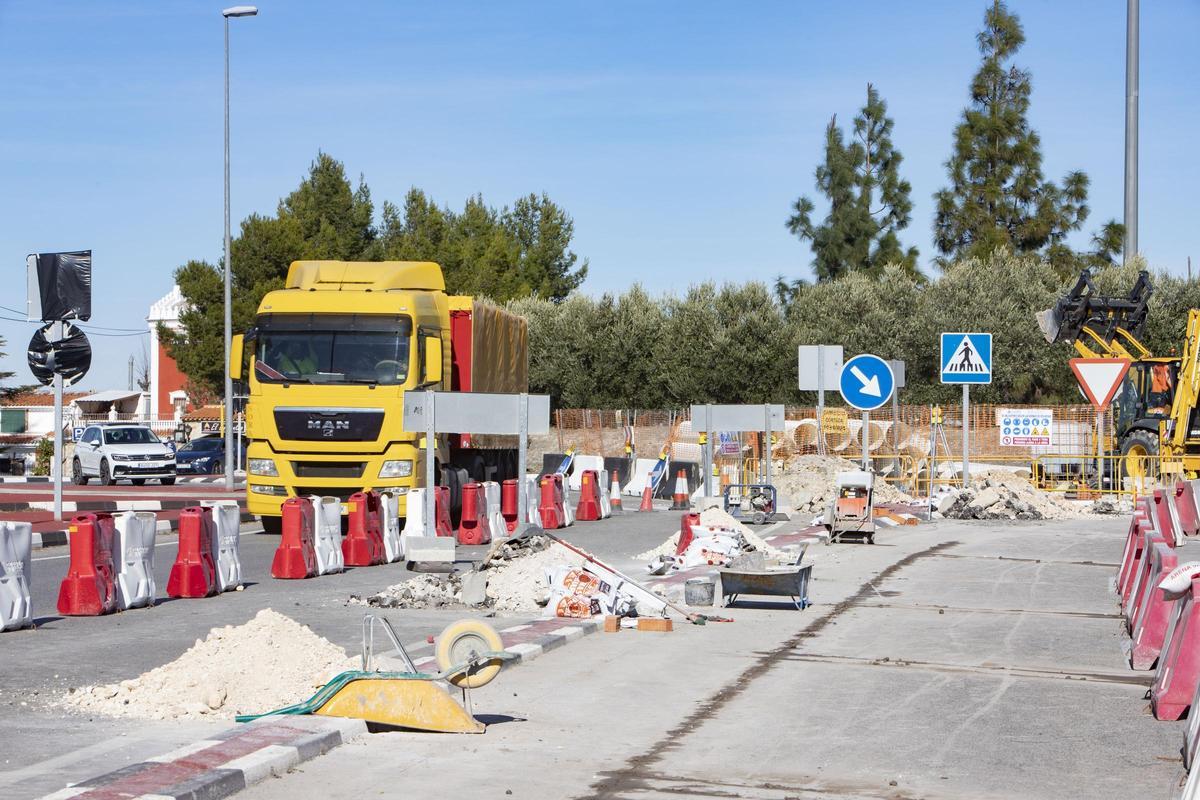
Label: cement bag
xmin=481 ymin=481 xmax=506 ymax=539
xmin=543 ymin=565 xmax=632 ymax=618
xmin=310 ymin=496 xmax=345 ymax=575
xmin=598 ymin=469 xmax=612 ymax=519
xmin=1160 ymin=561 xmax=1200 ymax=600
xmin=680 ymin=534 xmax=741 ymax=568
xmin=113 ymin=511 xmax=156 ymax=610
xmin=379 ymin=492 xmax=403 ymax=563
xmin=0 ymin=521 xmax=33 ymax=631
xmin=202 ymin=500 xmax=243 ymax=591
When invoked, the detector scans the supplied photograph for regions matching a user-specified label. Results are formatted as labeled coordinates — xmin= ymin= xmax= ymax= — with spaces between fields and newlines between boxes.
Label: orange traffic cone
xmin=639 ymin=484 xmax=654 ymax=512
xmin=610 ymin=473 xmax=623 ymax=513
xmin=669 ymin=469 xmax=690 ymax=511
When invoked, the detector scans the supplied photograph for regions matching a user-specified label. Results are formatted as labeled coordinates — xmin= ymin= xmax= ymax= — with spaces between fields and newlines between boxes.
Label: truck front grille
xmin=274 ymin=408 xmax=385 ymax=442
xmin=292 ymin=462 xmax=365 ymax=479
xmin=292 ymin=486 xmax=362 ymax=502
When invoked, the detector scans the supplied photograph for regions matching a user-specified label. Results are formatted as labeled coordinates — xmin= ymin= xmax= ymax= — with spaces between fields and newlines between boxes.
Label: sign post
xmin=404 ymin=392 xmax=551 ymax=536
xmin=837 ymin=354 xmax=896 ymax=471
xmin=940 ymin=333 xmax=993 ymax=486
xmin=888 ymin=360 xmax=906 ymax=451
xmin=799 ymin=345 xmax=843 ymax=456
xmin=1069 ymin=358 xmax=1132 ymax=490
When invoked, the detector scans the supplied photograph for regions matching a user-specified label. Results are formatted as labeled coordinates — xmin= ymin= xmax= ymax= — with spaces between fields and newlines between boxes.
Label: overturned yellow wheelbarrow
xmin=236 ymin=614 xmax=515 ymax=734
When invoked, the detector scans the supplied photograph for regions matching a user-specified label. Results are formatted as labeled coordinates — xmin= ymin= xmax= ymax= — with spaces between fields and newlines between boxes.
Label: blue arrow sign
xmin=941 ymin=333 xmax=992 ymax=384
xmin=839 ymin=354 xmax=895 ymax=411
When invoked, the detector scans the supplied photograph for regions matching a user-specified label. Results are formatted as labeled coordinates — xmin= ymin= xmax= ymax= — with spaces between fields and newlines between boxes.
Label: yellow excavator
xmin=1037 ymin=269 xmax=1200 ymax=480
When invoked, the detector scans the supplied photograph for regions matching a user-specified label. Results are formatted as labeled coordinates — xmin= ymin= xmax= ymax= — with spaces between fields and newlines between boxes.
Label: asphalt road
xmin=0 ymin=500 xmax=678 ymax=799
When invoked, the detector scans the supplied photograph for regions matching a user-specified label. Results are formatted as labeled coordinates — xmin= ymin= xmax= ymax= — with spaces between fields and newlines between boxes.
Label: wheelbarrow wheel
xmin=436 ymin=619 xmax=505 ymax=689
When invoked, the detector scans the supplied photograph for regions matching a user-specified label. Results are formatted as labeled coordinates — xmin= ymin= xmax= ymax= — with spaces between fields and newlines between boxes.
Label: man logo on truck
xmin=308 ymin=418 xmax=350 ymax=437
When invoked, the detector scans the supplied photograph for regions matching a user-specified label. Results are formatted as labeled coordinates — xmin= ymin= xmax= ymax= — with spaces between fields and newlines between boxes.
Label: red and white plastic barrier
xmin=0 ymin=521 xmax=33 ymax=631
xmin=575 ymin=470 xmax=602 ymax=522
xmin=114 ymin=511 xmax=156 ymax=610
xmin=1117 ymin=503 xmax=1152 ymax=598
xmin=501 ymin=479 xmax=520 ymax=533
xmin=482 ymin=481 xmax=506 ymax=538
xmin=167 ymin=507 xmax=218 ymax=599
xmin=1152 ymin=489 xmax=1182 ymax=548
xmin=457 ymin=482 xmax=492 ymax=546
xmin=1129 ymin=540 xmax=1179 ymax=669
xmin=539 ymin=474 xmax=567 ymax=530
xmin=1151 ymin=572 xmax=1200 ymax=721
xmin=379 ymin=491 xmax=404 ymax=563
xmin=435 ymin=485 xmax=454 ymax=538
xmin=598 ymin=469 xmax=613 ymax=518
xmin=1175 ymin=480 xmax=1200 ymax=538
xmin=271 ymin=497 xmax=318 ymax=580
xmin=344 ymin=491 xmax=386 ymax=567
xmin=57 ymin=513 xmax=117 ymax=616
xmin=1126 ymin=526 xmax=1169 ymax=630
xmin=202 ymin=500 xmax=244 ymax=592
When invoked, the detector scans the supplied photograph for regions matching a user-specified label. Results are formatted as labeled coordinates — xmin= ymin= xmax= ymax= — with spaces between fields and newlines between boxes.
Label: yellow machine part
xmin=314 ymin=677 xmax=485 ymax=734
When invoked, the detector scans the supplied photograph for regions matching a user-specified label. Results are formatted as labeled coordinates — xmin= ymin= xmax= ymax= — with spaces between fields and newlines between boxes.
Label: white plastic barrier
xmin=481 ymin=481 xmax=506 ymax=538
xmin=310 ymin=496 xmax=345 ymax=575
xmin=561 ymin=478 xmax=576 ymax=527
xmin=598 ymin=469 xmax=612 ymax=519
xmin=0 ymin=521 xmax=33 ymax=631
xmin=114 ymin=511 xmax=156 ymax=610
xmin=379 ymin=492 xmax=404 ymax=563
xmin=568 ymin=455 xmax=605 ymax=491
xmin=202 ymin=501 xmax=243 ymax=592
xmin=623 ymin=458 xmax=660 ymax=496
xmin=525 ymin=476 xmax=540 ymax=525
xmin=401 ymin=489 xmax=455 ymax=567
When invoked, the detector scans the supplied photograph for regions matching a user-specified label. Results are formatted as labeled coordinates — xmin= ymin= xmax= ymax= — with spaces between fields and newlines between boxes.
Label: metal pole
xmin=705 ymin=405 xmax=713 ymax=497
xmin=961 ymin=385 xmax=970 ymax=486
xmin=222 ymin=15 xmax=234 ymax=491
xmin=517 ymin=393 xmax=528 ymax=530
xmin=891 ymin=388 xmax=900 ymax=452
xmin=53 ymin=322 xmax=63 ymax=522
xmin=862 ymin=411 xmax=869 ymax=470
xmin=1097 ymin=410 xmax=1104 ymax=492
xmin=816 ymin=345 xmax=825 ymax=456
xmin=1124 ymin=0 xmax=1139 ymax=261
xmin=764 ymin=405 xmax=772 ymax=490
xmin=424 ymin=390 xmax=436 ymax=536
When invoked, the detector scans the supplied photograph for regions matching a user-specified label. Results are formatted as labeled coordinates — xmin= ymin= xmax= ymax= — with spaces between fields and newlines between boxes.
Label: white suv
xmin=72 ymin=424 xmax=177 ymax=486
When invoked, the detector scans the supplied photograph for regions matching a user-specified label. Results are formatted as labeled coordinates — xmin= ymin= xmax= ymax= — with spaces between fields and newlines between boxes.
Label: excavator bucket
xmin=1036 ymin=269 xmax=1153 ymax=345
xmin=314 ymin=675 xmax=484 ymax=733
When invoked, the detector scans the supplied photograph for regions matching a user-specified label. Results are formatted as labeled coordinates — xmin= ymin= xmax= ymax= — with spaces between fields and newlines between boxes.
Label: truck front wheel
xmin=260 ymin=516 xmax=283 ymax=536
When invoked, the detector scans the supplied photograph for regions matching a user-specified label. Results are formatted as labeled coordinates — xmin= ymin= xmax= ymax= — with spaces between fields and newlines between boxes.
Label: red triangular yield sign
xmin=1069 ymin=358 xmax=1132 ymax=410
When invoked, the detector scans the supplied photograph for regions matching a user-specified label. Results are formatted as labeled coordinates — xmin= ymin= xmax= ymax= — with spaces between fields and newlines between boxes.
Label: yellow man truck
xmin=230 ymin=261 xmax=528 ymax=534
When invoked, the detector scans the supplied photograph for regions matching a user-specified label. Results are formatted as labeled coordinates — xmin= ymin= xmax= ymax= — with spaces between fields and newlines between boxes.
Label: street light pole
xmin=222 ymin=5 xmax=257 ymax=491
xmin=1123 ymin=0 xmax=1138 ymax=262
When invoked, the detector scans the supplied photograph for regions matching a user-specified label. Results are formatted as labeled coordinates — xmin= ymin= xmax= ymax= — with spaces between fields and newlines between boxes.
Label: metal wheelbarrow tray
xmin=717 ymin=563 xmax=812 ymax=610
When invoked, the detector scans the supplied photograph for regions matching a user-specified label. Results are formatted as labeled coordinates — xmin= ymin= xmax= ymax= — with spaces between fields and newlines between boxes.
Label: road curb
xmin=36 ymin=716 xmax=366 ymax=800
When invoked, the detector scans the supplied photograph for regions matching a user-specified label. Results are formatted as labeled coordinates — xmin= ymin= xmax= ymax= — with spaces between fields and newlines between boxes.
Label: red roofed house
xmin=147 ymin=286 xmax=191 ymax=420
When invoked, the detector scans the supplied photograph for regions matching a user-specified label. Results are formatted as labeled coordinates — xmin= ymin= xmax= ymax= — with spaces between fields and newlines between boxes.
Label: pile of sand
xmin=773 ymin=455 xmax=915 ymax=517
xmin=938 ymin=472 xmax=1095 ymax=520
xmin=634 ymin=506 xmax=790 ymax=562
xmin=60 ymin=610 xmax=356 ymax=720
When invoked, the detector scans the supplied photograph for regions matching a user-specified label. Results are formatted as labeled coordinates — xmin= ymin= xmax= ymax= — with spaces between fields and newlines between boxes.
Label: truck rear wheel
xmin=1120 ymin=429 xmax=1160 ymax=484
xmin=260 ymin=516 xmax=283 ymax=536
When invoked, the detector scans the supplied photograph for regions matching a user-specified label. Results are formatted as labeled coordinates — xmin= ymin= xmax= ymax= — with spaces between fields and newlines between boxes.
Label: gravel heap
xmin=938 ymin=472 xmax=1095 ymax=520
xmin=773 ymin=454 xmax=915 ymax=517
xmin=359 ymin=535 xmax=586 ymax=613
xmin=635 ymin=506 xmax=790 ymax=562
xmin=60 ymin=609 xmax=356 ymax=720
xmin=359 ymin=573 xmax=463 ymax=609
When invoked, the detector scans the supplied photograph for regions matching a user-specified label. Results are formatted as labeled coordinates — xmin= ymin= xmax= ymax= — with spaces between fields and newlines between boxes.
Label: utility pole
xmin=1123 ymin=0 xmax=1139 ymax=262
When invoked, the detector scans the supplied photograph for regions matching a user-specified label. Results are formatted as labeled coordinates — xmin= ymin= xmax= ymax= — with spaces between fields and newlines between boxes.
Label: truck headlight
xmin=249 ymin=458 xmax=278 ymax=477
xmin=378 ymin=460 xmax=413 ymax=479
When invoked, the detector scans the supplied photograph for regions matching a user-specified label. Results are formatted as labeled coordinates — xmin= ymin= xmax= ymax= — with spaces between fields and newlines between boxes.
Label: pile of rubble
xmin=359 ymin=535 xmax=586 ymax=613
xmin=60 ymin=610 xmax=355 ymax=720
xmin=774 ymin=454 xmax=915 ymax=517
xmin=936 ymin=472 xmax=1095 ymax=520
xmin=635 ymin=506 xmax=791 ymax=565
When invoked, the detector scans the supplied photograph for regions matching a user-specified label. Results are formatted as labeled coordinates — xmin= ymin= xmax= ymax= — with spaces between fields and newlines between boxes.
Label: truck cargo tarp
xmin=471 ymin=300 xmax=527 ymax=393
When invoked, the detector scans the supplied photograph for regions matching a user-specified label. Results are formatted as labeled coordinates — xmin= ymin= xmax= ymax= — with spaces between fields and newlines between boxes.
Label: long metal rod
xmin=223 ymin=16 xmax=235 ymax=491
xmin=53 ymin=322 xmax=63 ymax=521
xmin=764 ymin=405 xmax=772 ymax=489
xmin=961 ymin=385 xmax=970 ymax=486
xmin=517 ymin=392 xmax=528 ymax=529
xmin=425 ymin=390 xmax=436 ymax=536
xmin=862 ymin=411 xmax=869 ymax=470
xmin=1123 ymin=0 xmax=1139 ymax=261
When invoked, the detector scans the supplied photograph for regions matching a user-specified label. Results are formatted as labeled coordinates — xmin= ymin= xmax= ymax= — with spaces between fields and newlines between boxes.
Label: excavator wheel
xmin=1120 ymin=429 xmax=1160 ymax=484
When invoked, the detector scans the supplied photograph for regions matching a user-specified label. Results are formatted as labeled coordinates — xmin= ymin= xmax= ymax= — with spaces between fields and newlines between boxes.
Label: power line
xmin=0 ymin=303 xmax=147 ymax=333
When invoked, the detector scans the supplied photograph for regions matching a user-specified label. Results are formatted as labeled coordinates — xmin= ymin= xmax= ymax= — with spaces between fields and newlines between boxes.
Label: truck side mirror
xmin=423 ymin=335 xmax=443 ymax=385
xmin=230 ymin=334 xmax=244 ymax=380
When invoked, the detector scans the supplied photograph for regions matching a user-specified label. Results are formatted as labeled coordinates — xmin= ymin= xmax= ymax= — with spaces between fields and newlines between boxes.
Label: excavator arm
xmin=1166 ymin=310 xmax=1200 ymax=451
xmin=1036 ymin=269 xmax=1154 ymax=359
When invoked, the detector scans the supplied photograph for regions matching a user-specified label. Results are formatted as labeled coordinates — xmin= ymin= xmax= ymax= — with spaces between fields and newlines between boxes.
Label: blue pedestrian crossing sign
xmin=941 ymin=333 xmax=992 ymax=384
xmin=839 ymin=354 xmax=895 ymax=411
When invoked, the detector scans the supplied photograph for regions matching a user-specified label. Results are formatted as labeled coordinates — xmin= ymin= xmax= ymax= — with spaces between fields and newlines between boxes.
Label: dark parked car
xmin=175 ymin=436 xmax=243 ymax=475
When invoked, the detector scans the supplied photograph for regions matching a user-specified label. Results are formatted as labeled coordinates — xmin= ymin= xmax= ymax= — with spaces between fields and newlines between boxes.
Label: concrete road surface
xmin=234 ymin=517 xmax=1188 ymax=800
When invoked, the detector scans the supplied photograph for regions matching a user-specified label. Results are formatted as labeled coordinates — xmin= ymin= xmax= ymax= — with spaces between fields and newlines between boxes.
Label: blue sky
xmin=1 ymin=1 xmax=1196 ymax=390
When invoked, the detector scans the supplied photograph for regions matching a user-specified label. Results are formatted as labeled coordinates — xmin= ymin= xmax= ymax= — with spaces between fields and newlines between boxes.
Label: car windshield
xmin=253 ymin=314 xmax=412 ymax=386
xmin=185 ymin=439 xmax=223 ymax=452
xmin=103 ymin=428 xmax=161 ymax=445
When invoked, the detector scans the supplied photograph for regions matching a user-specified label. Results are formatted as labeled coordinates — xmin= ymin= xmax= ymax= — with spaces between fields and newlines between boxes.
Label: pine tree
xmin=933 ymin=1 xmax=1091 ymax=265
xmin=787 ymin=85 xmax=917 ymax=284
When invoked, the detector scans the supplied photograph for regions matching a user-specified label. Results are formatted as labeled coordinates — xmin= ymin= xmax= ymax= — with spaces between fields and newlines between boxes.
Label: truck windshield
xmin=254 ymin=314 xmax=412 ymax=386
